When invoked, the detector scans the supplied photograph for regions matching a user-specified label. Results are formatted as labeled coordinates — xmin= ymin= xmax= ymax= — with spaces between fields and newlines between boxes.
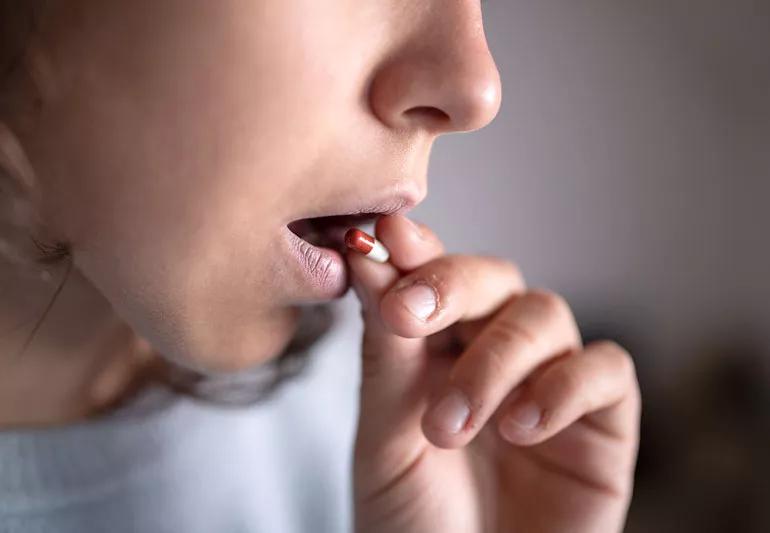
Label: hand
xmin=348 ymin=215 xmax=641 ymax=533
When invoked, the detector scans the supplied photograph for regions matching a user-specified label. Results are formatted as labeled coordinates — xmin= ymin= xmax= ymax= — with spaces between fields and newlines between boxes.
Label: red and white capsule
xmin=344 ymin=228 xmax=390 ymax=263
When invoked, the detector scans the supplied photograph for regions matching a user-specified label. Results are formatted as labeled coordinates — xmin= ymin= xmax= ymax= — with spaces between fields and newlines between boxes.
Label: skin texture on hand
xmin=349 ymin=215 xmax=641 ymax=533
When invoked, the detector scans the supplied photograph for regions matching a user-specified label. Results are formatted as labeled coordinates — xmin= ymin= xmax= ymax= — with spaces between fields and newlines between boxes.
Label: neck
xmin=0 ymin=258 xmax=160 ymax=428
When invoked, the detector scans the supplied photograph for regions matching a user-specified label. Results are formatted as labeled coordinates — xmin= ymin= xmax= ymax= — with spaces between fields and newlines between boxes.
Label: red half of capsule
xmin=344 ymin=228 xmax=375 ymax=254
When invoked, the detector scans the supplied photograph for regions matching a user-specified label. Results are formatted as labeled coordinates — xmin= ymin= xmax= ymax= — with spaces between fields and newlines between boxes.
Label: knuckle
xmin=599 ymin=340 xmax=636 ymax=375
xmin=591 ymin=338 xmax=624 ymax=352
xmin=525 ymin=289 xmax=572 ymax=322
xmin=476 ymin=255 xmax=528 ymax=291
xmin=487 ymin=315 xmax=539 ymax=352
xmin=591 ymin=339 xmax=641 ymax=391
xmin=482 ymin=254 xmax=524 ymax=277
xmin=501 ymin=258 xmax=525 ymax=285
xmin=549 ymin=364 xmax=584 ymax=400
xmin=523 ymin=289 xmax=583 ymax=348
xmin=618 ymin=349 xmax=636 ymax=377
xmin=481 ymin=332 xmax=513 ymax=376
xmin=457 ymin=341 xmax=509 ymax=395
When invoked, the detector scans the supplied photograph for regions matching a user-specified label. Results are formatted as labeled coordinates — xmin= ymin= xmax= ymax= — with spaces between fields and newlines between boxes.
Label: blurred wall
xmin=411 ymin=0 xmax=770 ymax=384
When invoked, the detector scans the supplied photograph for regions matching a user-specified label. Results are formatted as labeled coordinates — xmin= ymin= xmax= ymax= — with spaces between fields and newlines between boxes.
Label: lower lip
xmin=282 ymin=227 xmax=349 ymax=299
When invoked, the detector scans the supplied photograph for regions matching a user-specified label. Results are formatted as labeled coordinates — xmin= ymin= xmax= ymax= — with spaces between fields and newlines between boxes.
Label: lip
xmin=283 ymin=182 xmax=424 ymax=224
xmin=281 ymin=225 xmax=349 ymax=300
xmin=280 ymin=181 xmax=425 ymax=300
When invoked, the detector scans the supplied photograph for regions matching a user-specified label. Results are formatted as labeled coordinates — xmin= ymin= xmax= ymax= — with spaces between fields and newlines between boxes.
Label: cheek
xmin=36 ymin=81 xmax=315 ymax=370
xmin=35 ymin=0 xmax=356 ymax=260
xmin=72 ymin=230 xmax=303 ymax=372
xmin=35 ymin=0 xmax=373 ymax=262
xmin=55 ymin=128 xmax=308 ymax=370
xmin=31 ymin=0 xmax=371 ymax=369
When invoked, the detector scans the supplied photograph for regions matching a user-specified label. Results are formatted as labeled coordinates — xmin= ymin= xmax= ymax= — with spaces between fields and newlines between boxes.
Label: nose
xmin=368 ymin=2 xmax=502 ymax=136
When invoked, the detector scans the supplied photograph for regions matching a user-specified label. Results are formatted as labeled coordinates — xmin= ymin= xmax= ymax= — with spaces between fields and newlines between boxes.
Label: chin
xmin=152 ymin=305 xmax=304 ymax=375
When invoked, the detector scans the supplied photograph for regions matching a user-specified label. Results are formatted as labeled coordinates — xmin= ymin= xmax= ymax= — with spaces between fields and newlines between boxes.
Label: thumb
xmin=347 ymin=216 xmax=443 ymax=465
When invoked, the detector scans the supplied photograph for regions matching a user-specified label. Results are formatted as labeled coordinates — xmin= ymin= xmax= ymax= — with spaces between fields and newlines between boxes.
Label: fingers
xmin=374 ymin=215 xmax=444 ymax=271
xmin=421 ymin=289 xmax=583 ymax=448
xmin=498 ymin=340 xmax=641 ymax=446
xmin=347 ymin=215 xmax=444 ymax=313
xmin=347 ymin=214 xmax=445 ymax=352
xmin=379 ymin=254 xmax=526 ymax=338
xmin=351 ymin=215 xmax=639 ymax=482
xmin=348 ymin=214 xmax=447 ymax=465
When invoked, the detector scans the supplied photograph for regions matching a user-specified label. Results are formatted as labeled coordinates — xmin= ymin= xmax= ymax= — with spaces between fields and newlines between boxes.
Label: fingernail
xmin=500 ymin=401 xmax=542 ymax=441
xmin=426 ymin=389 xmax=470 ymax=435
xmin=397 ymin=282 xmax=437 ymax=321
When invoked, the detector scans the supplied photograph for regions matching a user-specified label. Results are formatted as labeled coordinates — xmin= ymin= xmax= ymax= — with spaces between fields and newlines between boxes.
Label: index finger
xmin=375 ymin=214 xmax=445 ymax=272
xmin=345 ymin=213 xmax=445 ymax=308
xmin=378 ymin=254 xmax=527 ymax=339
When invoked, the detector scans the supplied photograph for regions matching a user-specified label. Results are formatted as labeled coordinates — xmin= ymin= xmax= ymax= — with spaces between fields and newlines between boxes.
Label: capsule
xmin=344 ymin=228 xmax=390 ymax=263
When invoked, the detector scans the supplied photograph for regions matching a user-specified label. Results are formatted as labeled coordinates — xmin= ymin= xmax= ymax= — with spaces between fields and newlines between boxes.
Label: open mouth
xmin=287 ymin=212 xmax=381 ymax=254
xmin=282 ymin=193 xmax=417 ymax=298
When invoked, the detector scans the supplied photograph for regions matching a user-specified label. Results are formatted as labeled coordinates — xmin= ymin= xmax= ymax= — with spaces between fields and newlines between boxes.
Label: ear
xmin=0 ymin=121 xmax=57 ymax=276
xmin=0 ymin=121 xmax=37 ymax=191
xmin=0 ymin=14 xmax=69 ymax=277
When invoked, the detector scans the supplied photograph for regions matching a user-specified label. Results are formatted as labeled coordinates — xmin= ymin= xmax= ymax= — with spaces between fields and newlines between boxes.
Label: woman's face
xmin=19 ymin=0 xmax=501 ymax=371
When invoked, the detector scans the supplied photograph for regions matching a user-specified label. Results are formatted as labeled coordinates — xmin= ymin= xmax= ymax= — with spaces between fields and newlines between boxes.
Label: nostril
xmin=405 ymin=106 xmax=451 ymax=129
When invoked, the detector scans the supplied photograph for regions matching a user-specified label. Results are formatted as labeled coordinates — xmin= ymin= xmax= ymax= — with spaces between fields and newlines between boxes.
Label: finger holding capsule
xmin=345 ymin=219 xmax=527 ymax=339
xmin=344 ymin=215 xmax=444 ymax=318
xmin=378 ymin=254 xmax=527 ymax=339
xmin=371 ymin=215 xmax=445 ymax=271
xmin=345 ymin=215 xmax=450 ymax=460
xmin=344 ymin=214 xmax=444 ymax=271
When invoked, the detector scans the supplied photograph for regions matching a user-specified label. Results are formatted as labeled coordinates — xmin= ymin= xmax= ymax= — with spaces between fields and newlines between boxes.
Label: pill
xmin=344 ymin=228 xmax=390 ymax=263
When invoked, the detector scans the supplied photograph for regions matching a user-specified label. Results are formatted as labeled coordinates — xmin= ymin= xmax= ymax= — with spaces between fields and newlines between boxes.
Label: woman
xmin=0 ymin=1 xmax=641 ymax=532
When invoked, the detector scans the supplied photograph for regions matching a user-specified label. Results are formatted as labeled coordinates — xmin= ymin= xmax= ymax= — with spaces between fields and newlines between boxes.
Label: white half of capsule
xmin=365 ymin=239 xmax=390 ymax=263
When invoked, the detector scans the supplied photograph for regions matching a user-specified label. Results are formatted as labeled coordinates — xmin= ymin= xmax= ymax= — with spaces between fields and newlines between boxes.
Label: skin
xmin=349 ymin=216 xmax=640 ymax=531
xmin=0 ymin=0 xmax=498 ymax=422
xmin=0 ymin=0 xmax=640 ymax=531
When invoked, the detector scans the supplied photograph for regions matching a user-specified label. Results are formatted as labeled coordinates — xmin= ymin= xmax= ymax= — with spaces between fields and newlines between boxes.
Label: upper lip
xmin=287 ymin=179 xmax=426 ymax=223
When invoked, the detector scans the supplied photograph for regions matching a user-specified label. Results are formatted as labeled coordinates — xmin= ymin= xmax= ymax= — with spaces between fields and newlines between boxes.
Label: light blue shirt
xmin=0 ymin=299 xmax=362 ymax=533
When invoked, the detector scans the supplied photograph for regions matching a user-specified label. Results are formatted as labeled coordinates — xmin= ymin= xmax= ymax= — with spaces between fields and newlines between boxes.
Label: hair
xmin=0 ymin=1 xmax=41 ymax=81
xmin=0 ymin=0 xmax=331 ymax=410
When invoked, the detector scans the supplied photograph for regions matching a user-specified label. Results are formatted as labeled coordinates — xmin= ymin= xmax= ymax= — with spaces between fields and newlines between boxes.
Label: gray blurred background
xmin=415 ymin=0 xmax=769 ymax=531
